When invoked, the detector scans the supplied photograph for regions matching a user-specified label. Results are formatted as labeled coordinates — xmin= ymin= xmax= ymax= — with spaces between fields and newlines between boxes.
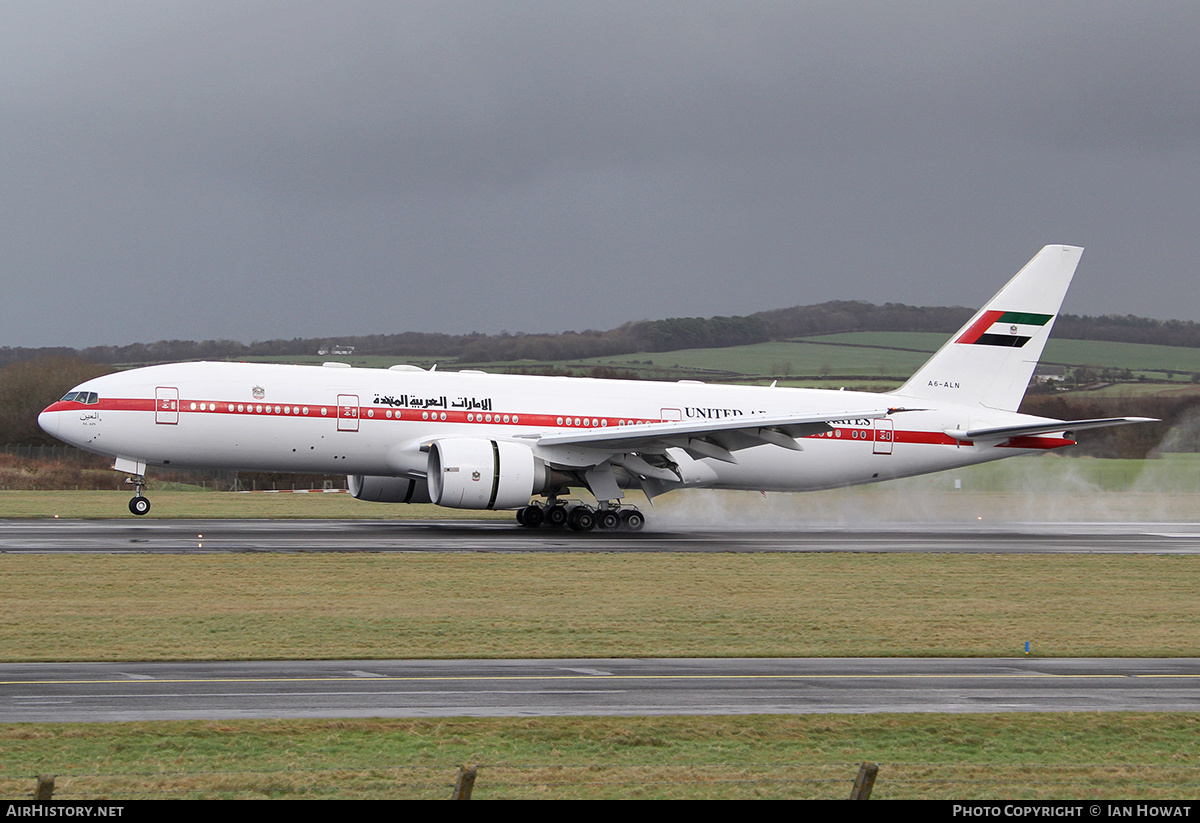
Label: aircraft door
xmin=337 ymin=394 xmax=360 ymax=432
xmin=873 ymin=418 xmax=894 ymax=455
xmin=155 ymin=387 xmax=179 ymax=425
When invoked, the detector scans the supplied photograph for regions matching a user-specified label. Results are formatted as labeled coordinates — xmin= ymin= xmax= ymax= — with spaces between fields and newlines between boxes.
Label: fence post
xmin=35 ymin=775 xmax=55 ymax=800
xmin=451 ymin=764 xmax=477 ymax=800
xmin=849 ymin=762 xmax=878 ymax=800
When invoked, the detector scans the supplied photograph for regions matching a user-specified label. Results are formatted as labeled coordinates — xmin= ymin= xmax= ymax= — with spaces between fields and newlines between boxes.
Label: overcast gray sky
xmin=3 ymin=1 xmax=1198 ymax=348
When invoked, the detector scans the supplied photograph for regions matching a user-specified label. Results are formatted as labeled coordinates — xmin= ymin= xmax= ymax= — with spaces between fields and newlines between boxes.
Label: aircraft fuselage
xmin=39 ymin=360 xmax=1065 ymax=492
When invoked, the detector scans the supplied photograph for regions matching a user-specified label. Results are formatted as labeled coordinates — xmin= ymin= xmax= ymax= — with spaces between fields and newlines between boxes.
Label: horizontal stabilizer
xmin=945 ymin=417 xmax=1158 ymax=442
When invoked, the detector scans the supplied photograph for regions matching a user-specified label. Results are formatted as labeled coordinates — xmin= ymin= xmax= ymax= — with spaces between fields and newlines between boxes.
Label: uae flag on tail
xmin=955 ymin=310 xmax=1053 ymax=348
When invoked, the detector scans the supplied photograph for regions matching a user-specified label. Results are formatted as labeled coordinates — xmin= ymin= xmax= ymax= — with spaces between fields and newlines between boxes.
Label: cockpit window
xmin=59 ymin=391 xmax=98 ymax=404
xmin=60 ymin=392 xmax=79 ymax=402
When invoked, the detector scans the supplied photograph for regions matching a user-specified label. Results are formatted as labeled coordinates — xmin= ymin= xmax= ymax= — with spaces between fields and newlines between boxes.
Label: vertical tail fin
xmin=894 ymin=245 xmax=1083 ymax=411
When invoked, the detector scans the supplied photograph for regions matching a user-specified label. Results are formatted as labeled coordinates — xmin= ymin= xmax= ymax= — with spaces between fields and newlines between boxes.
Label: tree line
xmin=4 ymin=302 xmax=1200 ymax=370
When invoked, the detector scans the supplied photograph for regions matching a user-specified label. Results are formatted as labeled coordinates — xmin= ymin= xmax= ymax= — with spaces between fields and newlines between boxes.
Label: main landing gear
xmin=126 ymin=475 xmax=151 ymax=516
xmin=516 ymin=500 xmax=645 ymax=532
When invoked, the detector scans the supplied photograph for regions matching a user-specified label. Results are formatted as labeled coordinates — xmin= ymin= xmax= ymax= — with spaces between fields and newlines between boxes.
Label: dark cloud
xmin=3 ymin=1 xmax=1198 ymax=348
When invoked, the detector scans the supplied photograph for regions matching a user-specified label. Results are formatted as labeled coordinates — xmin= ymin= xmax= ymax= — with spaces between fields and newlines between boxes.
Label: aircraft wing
xmin=523 ymin=407 xmax=898 ymax=464
xmin=945 ymin=417 xmax=1158 ymax=442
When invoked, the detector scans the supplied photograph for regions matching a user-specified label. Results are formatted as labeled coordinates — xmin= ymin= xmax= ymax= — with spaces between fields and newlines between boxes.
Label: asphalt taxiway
xmin=4 ymin=658 xmax=1199 ymax=722
xmin=2 ymin=518 xmax=1200 ymax=553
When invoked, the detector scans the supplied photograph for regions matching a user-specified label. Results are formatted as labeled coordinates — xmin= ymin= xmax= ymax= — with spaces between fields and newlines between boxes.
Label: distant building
xmin=1034 ymin=365 xmax=1067 ymax=383
xmin=317 ymin=345 xmax=355 ymax=356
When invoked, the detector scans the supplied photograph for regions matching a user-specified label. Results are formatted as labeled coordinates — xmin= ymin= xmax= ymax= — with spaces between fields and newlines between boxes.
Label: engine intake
xmin=427 ymin=438 xmax=546 ymax=509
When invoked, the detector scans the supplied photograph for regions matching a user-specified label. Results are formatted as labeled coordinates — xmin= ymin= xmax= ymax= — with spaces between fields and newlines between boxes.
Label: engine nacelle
xmin=427 ymin=438 xmax=546 ymax=509
xmin=348 ymin=475 xmax=433 ymax=504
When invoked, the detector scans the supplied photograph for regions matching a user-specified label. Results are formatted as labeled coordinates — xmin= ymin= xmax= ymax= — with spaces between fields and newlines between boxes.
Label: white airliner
xmin=39 ymin=245 xmax=1152 ymax=530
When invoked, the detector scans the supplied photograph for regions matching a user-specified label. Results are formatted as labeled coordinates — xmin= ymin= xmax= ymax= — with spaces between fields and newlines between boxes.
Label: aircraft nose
xmin=38 ymin=408 xmax=59 ymax=439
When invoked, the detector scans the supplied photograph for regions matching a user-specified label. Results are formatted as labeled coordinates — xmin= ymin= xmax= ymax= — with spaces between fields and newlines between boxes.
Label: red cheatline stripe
xmin=43 ymin=399 xmax=155 ymax=413
xmin=955 ymin=309 xmax=1005 ymax=344
xmin=43 ymin=398 xmax=662 ymax=430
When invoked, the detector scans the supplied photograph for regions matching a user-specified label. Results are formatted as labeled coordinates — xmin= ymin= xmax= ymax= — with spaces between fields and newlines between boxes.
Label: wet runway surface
xmin=5 ymin=658 xmax=1199 ymax=722
xmin=3 ymin=518 xmax=1200 ymax=554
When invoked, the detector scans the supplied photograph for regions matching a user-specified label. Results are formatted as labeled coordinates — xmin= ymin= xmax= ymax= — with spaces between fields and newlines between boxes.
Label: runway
xmin=4 ymin=658 xmax=1199 ymax=723
xmin=3 ymin=518 xmax=1200 ymax=553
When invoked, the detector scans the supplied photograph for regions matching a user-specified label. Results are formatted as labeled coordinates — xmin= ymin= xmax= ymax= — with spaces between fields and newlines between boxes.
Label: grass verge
xmin=3 ymin=553 xmax=1199 ymax=660
xmin=2 ymin=714 xmax=1197 ymax=799
xmin=0 ymin=489 xmax=510 ymax=519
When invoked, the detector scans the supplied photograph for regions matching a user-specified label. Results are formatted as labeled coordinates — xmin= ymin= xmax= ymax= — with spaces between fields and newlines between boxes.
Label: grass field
xmin=3 ymin=714 xmax=1198 ymax=799
xmin=4 ymin=551 xmax=1199 ymax=661
xmin=585 ymin=341 xmax=926 ymax=380
xmin=1083 ymin=382 xmax=1200 ymax=399
xmin=0 ymin=489 xmax=512 ymax=519
xmin=794 ymin=332 xmax=1200 ymax=376
xmin=236 ymin=331 xmax=1200 ymax=386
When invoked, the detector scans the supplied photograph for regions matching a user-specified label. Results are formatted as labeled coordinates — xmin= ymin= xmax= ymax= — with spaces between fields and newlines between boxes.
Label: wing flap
xmin=525 ymin=407 xmax=895 ymax=455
